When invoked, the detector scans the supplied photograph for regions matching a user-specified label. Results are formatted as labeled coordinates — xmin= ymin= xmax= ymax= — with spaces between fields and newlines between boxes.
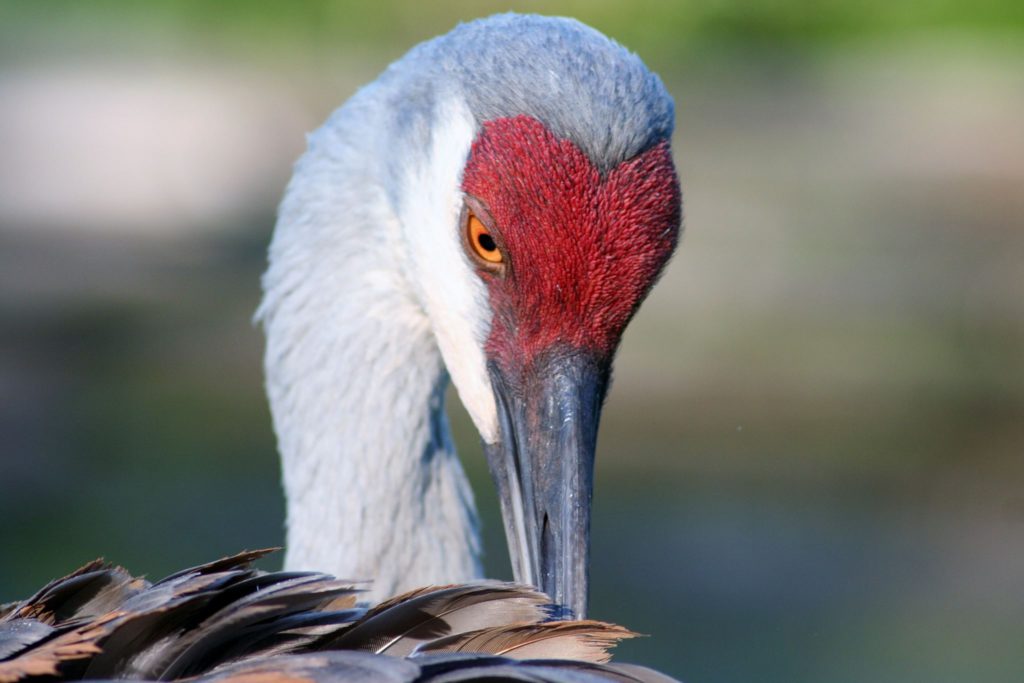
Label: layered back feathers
xmin=0 ymin=551 xmax=674 ymax=683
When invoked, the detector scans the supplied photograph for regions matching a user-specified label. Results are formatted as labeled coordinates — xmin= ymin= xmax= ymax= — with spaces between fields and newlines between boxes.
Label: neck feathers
xmin=258 ymin=97 xmax=482 ymax=602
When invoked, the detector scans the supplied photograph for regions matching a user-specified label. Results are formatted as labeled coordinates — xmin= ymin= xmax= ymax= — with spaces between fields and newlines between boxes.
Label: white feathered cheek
xmin=397 ymin=98 xmax=499 ymax=443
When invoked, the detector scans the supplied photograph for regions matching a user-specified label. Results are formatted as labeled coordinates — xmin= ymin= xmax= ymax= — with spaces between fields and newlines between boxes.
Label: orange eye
xmin=468 ymin=213 xmax=503 ymax=265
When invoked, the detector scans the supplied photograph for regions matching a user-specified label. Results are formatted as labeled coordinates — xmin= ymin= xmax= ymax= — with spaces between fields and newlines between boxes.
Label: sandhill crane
xmin=259 ymin=11 xmax=679 ymax=618
xmin=1 ymin=13 xmax=682 ymax=683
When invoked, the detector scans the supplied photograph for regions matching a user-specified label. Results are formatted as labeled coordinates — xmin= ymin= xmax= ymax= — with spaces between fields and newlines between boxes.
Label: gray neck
xmin=258 ymin=105 xmax=482 ymax=603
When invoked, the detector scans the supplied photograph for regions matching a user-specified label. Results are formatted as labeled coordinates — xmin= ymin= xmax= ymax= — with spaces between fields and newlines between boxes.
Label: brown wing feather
xmin=319 ymin=583 xmax=551 ymax=657
xmin=191 ymin=652 xmax=420 ymax=683
xmin=156 ymin=549 xmax=279 ymax=582
xmin=412 ymin=621 xmax=638 ymax=664
xmin=0 ymin=612 xmax=121 ymax=683
xmin=4 ymin=562 xmax=144 ymax=626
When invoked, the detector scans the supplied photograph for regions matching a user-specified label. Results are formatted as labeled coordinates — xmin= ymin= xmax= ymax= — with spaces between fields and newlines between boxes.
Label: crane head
xmin=449 ymin=114 xmax=680 ymax=619
xmin=263 ymin=12 xmax=681 ymax=617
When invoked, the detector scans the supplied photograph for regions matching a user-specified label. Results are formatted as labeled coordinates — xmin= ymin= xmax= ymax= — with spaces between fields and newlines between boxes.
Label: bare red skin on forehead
xmin=461 ymin=115 xmax=681 ymax=376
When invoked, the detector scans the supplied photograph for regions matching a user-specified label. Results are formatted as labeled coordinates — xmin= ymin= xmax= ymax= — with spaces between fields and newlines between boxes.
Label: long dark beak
xmin=483 ymin=350 xmax=609 ymax=619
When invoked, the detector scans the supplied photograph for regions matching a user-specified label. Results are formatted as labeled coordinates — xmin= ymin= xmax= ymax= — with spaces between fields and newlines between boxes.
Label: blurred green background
xmin=1 ymin=2 xmax=1022 ymax=682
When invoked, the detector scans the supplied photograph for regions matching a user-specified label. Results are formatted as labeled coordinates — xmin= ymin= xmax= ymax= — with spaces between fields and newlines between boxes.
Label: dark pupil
xmin=477 ymin=232 xmax=497 ymax=252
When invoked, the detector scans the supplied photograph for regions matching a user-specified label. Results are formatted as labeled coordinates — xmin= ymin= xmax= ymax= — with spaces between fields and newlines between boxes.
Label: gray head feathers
xmin=379 ymin=13 xmax=675 ymax=173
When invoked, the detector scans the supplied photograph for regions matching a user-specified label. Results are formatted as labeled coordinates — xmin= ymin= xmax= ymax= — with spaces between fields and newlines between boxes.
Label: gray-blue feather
xmin=378 ymin=13 xmax=674 ymax=172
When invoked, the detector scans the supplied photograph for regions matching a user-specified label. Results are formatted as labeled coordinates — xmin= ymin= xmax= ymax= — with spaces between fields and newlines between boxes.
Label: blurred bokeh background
xmin=1 ymin=1 xmax=1022 ymax=681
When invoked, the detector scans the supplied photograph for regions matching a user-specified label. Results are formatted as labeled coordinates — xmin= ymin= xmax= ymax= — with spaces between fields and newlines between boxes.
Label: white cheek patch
xmin=398 ymin=96 xmax=499 ymax=443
